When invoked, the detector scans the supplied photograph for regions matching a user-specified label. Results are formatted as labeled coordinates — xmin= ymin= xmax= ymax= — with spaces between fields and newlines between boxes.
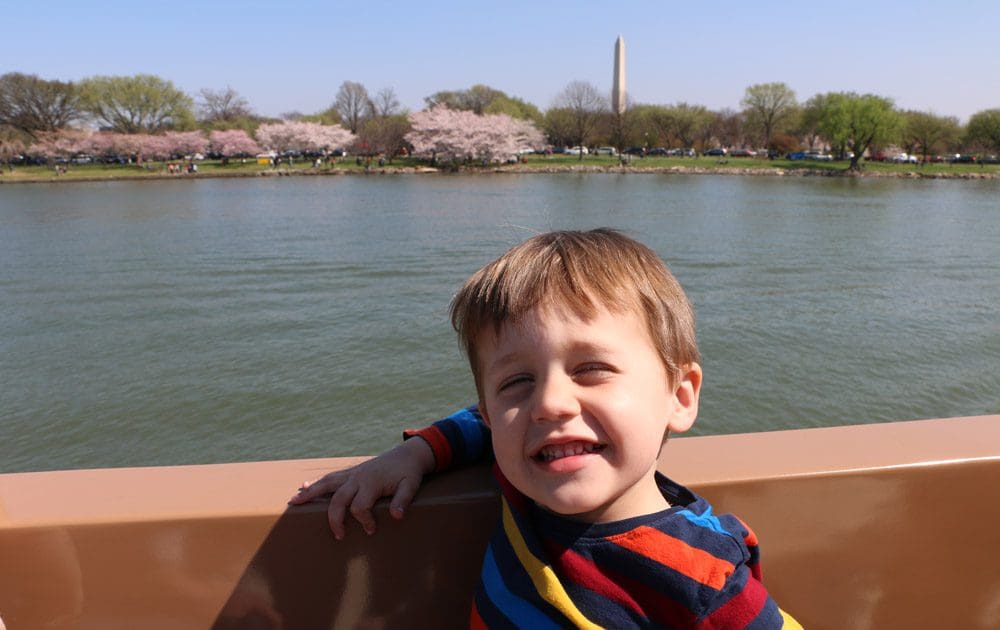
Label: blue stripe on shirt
xmin=481 ymin=545 xmax=562 ymax=629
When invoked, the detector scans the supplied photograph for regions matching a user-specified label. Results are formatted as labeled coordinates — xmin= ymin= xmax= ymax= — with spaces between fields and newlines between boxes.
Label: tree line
xmin=2 ymin=72 xmax=999 ymax=171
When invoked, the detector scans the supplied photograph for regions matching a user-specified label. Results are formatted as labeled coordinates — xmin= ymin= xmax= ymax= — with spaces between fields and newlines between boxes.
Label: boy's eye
xmin=497 ymin=375 xmax=531 ymax=393
xmin=575 ymin=363 xmax=615 ymax=381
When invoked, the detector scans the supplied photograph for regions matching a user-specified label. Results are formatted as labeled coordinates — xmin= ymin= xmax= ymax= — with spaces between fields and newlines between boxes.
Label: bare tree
xmin=198 ymin=87 xmax=253 ymax=124
xmin=607 ymin=94 xmax=636 ymax=155
xmin=0 ymin=72 xmax=81 ymax=139
xmin=334 ymin=81 xmax=373 ymax=133
xmin=553 ymin=81 xmax=607 ymax=160
xmin=707 ymin=108 xmax=745 ymax=150
xmin=372 ymin=87 xmax=402 ymax=118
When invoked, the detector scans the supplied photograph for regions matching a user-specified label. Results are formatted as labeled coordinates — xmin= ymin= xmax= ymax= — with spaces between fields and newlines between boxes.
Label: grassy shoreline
xmin=3 ymin=155 xmax=999 ymax=185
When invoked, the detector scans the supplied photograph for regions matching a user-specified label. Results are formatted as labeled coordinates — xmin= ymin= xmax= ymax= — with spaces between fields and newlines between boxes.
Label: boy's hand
xmin=288 ymin=437 xmax=435 ymax=540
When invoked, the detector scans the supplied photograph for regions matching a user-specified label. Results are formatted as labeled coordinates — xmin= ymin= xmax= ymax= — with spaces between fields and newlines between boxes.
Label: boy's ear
xmin=666 ymin=363 xmax=702 ymax=434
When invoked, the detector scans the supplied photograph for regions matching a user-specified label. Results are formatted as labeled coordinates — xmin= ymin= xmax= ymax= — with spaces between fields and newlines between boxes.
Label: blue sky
xmin=7 ymin=1 xmax=999 ymax=122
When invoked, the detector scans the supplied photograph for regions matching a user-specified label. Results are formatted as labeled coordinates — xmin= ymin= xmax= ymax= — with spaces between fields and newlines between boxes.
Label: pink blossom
xmin=406 ymin=105 xmax=544 ymax=162
xmin=163 ymin=131 xmax=209 ymax=157
xmin=208 ymin=129 xmax=260 ymax=157
xmin=29 ymin=129 xmax=91 ymax=159
xmin=255 ymin=121 xmax=354 ymax=153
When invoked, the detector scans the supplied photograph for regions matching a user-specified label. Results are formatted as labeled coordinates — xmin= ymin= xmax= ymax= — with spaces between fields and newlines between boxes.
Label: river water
xmin=2 ymin=174 xmax=998 ymax=473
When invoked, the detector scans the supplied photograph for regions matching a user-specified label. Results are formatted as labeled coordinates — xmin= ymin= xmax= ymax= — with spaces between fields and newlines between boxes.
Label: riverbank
xmin=3 ymin=156 xmax=999 ymax=184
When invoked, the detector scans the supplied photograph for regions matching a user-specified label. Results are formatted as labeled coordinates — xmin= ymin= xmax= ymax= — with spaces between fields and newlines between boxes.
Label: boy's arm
xmin=401 ymin=405 xmax=493 ymax=472
xmin=700 ymin=516 xmax=803 ymax=628
xmin=289 ymin=405 xmax=491 ymax=539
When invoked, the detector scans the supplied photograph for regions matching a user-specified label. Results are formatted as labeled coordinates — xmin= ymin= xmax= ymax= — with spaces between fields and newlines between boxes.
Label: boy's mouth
xmin=533 ymin=441 xmax=606 ymax=462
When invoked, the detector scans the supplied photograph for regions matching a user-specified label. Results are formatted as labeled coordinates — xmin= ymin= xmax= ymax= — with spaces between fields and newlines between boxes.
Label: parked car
xmin=646 ymin=147 xmax=669 ymax=156
xmin=703 ymin=148 xmax=727 ymax=157
xmin=623 ymin=146 xmax=646 ymax=156
xmin=666 ymin=148 xmax=695 ymax=157
xmin=565 ymin=146 xmax=589 ymax=155
xmin=950 ymin=154 xmax=976 ymax=163
xmin=594 ymin=146 xmax=618 ymax=156
xmin=890 ymin=153 xmax=918 ymax=164
xmin=805 ymin=152 xmax=833 ymax=161
xmin=730 ymin=149 xmax=756 ymax=157
xmin=786 ymin=151 xmax=806 ymax=160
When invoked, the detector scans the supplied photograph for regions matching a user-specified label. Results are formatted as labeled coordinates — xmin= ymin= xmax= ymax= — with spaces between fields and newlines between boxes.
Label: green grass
xmin=3 ymin=155 xmax=997 ymax=183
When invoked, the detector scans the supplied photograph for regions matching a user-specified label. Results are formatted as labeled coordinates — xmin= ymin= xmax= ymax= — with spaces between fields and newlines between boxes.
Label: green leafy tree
xmin=741 ymin=82 xmax=797 ymax=149
xmin=812 ymin=92 xmax=902 ymax=169
xmin=798 ymin=94 xmax=836 ymax=150
xmin=425 ymin=84 xmax=500 ymax=114
xmin=965 ymin=109 xmax=1000 ymax=155
xmin=650 ymin=103 xmax=712 ymax=149
xmin=79 ymin=75 xmax=194 ymax=133
xmin=543 ymin=107 xmax=576 ymax=147
xmin=484 ymin=95 xmax=543 ymax=124
xmin=901 ymin=111 xmax=960 ymax=161
xmin=296 ymin=106 xmax=342 ymax=127
xmin=0 ymin=72 xmax=81 ymax=139
xmin=425 ymin=85 xmax=542 ymax=123
xmin=627 ymin=104 xmax=661 ymax=149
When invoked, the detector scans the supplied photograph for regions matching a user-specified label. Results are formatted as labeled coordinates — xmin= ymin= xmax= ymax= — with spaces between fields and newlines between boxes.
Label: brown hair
xmin=450 ymin=228 xmax=699 ymax=398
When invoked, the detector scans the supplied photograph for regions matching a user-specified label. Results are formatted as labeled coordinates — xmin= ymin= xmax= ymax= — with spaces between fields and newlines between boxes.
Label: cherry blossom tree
xmin=28 ymin=128 xmax=90 ymax=161
xmin=208 ymin=129 xmax=260 ymax=157
xmin=163 ymin=131 xmax=209 ymax=157
xmin=80 ymin=132 xmax=161 ymax=162
xmin=406 ymin=105 xmax=543 ymax=163
xmin=255 ymin=121 xmax=353 ymax=154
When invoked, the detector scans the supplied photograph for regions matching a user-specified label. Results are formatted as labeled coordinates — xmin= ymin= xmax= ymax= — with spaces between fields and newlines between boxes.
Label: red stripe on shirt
xmin=543 ymin=538 xmax=644 ymax=614
xmin=608 ymin=525 xmax=735 ymax=590
xmin=545 ymin=537 xmax=700 ymax=627
xmin=697 ymin=568 xmax=769 ymax=629
xmin=469 ymin=601 xmax=487 ymax=630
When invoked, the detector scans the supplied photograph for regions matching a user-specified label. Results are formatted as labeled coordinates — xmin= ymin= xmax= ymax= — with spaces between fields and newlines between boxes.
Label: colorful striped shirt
xmin=405 ymin=406 xmax=801 ymax=629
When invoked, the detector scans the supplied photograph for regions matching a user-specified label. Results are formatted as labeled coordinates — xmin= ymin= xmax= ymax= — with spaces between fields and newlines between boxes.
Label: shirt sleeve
xmin=698 ymin=514 xmax=801 ymax=628
xmin=402 ymin=405 xmax=493 ymax=472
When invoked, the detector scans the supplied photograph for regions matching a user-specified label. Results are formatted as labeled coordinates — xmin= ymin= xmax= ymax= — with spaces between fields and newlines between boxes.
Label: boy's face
xmin=478 ymin=303 xmax=701 ymax=523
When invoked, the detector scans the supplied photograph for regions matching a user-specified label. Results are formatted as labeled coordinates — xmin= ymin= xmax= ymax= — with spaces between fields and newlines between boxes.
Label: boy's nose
xmin=530 ymin=374 xmax=580 ymax=422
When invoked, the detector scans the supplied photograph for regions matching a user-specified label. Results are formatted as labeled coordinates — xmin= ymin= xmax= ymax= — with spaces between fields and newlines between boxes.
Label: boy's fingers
xmin=289 ymin=470 xmax=351 ymax=503
xmin=389 ymin=478 xmax=418 ymax=519
xmin=349 ymin=485 xmax=382 ymax=535
xmin=327 ymin=481 xmax=358 ymax=540
xmin=288 ymin=479 xmax=325 ymax=503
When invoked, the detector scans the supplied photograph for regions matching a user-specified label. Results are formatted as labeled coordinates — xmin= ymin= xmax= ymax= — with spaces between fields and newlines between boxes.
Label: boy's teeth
xmin=538 ymin=441 xmax=600 ymax=461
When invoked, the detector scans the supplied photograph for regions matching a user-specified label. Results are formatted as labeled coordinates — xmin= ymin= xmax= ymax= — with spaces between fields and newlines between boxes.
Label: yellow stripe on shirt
xmin=501 ymin=498 xmax=603 ymax=630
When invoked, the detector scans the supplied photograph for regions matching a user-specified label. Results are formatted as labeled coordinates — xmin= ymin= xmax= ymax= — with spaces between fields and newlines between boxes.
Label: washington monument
xmin=612 ymin=35 xmax=626 ymax=115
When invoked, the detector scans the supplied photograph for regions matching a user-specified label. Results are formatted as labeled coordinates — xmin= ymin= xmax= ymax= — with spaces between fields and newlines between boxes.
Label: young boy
xmin=292 ymin=229 xmax=799 ymax=628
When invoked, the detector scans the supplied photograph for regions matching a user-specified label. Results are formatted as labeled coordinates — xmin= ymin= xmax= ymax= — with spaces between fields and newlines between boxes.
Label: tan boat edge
xmin=1 ymin=415 xmax=998 ymax=629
